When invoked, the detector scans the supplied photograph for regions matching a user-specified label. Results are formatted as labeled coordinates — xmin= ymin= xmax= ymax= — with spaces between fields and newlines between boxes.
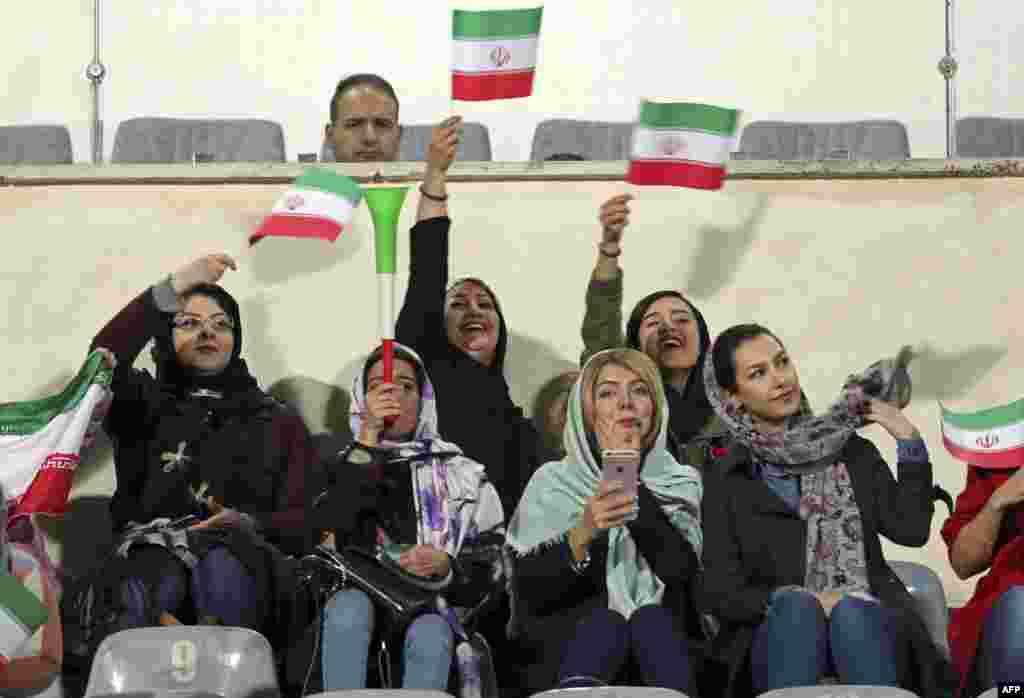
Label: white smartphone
xmin=601 ymin=449 xmax=641 ymax=500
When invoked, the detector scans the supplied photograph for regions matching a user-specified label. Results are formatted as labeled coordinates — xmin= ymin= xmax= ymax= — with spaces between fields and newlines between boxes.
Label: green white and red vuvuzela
xmin=626 ymin=100 xmax=740 ymax=190
xmin=941 ymin=398 xmax=1024 ymax=469
xmin=452 ymin=7 xmax=543 ymax=101
xmin=0 ymin=351 xmax=112 ymax=522
xmin=251 ymin=168 xmax=364 ymax=244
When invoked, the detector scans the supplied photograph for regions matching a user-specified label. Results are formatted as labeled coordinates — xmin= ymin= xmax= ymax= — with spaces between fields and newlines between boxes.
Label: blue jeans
xmin=120 ymin=545 xmax=259 ymax=628
xmin=321 ymin=588 xmax=454 ymax=690
xmin=978 ymin=586 xmax=1024 ymax=687
xmin=750 ymin=588 xmax=905 ymax=693
xmin=557 ymin=605 xmax=694 ymax=693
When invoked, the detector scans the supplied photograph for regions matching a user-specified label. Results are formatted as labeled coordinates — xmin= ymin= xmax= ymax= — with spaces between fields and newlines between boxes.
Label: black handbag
xmin=302 ymin=544 xmax=449 ymax=624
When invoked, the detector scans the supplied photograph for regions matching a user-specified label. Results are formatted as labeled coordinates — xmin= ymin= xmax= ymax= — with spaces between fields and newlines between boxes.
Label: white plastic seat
xmin=83 ymin=626 xmax=279 ymax=698
xmin=305 ymin=692 xmax=452 ymax=698
xmin=758 ymin=687 xmax=918 ymax=697
xmin=529 ymin=688 xmax=690 ymax=698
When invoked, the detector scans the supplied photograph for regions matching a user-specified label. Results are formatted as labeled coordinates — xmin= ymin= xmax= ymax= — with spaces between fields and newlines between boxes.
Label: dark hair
xmin=711 ymin=323 xmax=785 ymax=391
xmin=330 ymin=74 xmax=400 ymax=123
xmin=362 ymin=344 xmax=425 ymax=395
xmin=530 ymin=370 xmax=579 ymax=455
xmin=545 ymin=153 xmax=585 ymax=161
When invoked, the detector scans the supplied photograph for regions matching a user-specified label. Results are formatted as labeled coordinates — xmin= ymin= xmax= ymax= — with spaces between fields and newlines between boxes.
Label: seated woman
xmin=316 ymin=342 xmax=505 ymax=691
xmin=700 ymin=324 xmax=955 ymax=697
xmin=89 ymin=254 xmax=315 ymax=636
xmin=507 ymin=348 xmax=703 ymax=695
xmin=942 ymin=464 xmax=1024 ymax=695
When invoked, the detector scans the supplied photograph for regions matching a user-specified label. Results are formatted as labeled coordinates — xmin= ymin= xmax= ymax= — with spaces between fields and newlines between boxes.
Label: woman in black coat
xmin=699 ymin=324 xmax=957 ymax=698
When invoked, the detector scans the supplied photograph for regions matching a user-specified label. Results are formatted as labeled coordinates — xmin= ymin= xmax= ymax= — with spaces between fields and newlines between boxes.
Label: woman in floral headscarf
xmin=700 ymin=323 xmax=957 ymax=698
xmin=507 ymin=348 xmax=703 ymax=695
xmin=314 ymin=342 xmax=504 ymax=692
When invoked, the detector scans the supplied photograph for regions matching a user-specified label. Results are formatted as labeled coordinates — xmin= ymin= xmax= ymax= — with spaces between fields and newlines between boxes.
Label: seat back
xmin=889 ymin=560 xmax=952 ymax=660
xmin=531 ymin=689 xmax=690 ymax=698
xmin=759 ymin=688 xmax=918 ymax=697
xmin=956 ymin=116 xmax=1024 ymax=157
xmin=736 ymin=120 xmax=911 ymax=159
xmin=112 ymin=118 xmax=285 ymax=163
xmin=320 ymin=122 xmax=492 ymax=162
xmin=84 ymin=626 xmax=279 ymax=698
xmin=529 ymin=119 xmax=635 ymax=161
xmin=0 ymin=125 xmax=73 ymax=164
xmin=305 ymin=692 xmax=452 ymax=698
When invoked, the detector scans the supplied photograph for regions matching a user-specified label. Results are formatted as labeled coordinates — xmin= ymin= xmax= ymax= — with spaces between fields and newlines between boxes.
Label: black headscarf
xmin=625 ymin=290 xmax=714 ymax=444
xmin=445 ymin=277 xmax=509 ymax=373
xmin=151 ymin=283 xmax=260 ymax=398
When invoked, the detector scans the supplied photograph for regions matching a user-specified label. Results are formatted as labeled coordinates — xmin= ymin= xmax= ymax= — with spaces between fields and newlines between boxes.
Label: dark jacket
xmin=511 ymin=485 xmax=702 ymax=693
xmin=395 ymin=216 xmax=545 ymax=517
xmin=90 ymin=287 xmax=316 ymax=556
xmin=701 ymin=434 xmax=958 ymax=698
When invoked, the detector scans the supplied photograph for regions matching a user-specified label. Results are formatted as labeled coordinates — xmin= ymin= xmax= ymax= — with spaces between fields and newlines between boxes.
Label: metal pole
xmin=938 ymin=0 xmax=958 ymax=158
xmin=85 ymin=0 xmax=107 ymax=164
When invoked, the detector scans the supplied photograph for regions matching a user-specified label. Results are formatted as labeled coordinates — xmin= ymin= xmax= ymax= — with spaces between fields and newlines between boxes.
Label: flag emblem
xmin=490 ymin=46 xmax=511 ymax=68
xmin=659 ymin=136 xmax=687 ymax=157
xmin=285 ymin=194 xmax=305 ymax=211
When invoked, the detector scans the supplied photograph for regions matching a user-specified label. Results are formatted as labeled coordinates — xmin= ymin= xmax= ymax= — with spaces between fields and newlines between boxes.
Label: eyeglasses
xmin=171 ymin=315 xmax=235 ymax=335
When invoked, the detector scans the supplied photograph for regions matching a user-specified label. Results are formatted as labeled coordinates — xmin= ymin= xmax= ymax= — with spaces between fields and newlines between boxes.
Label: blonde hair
xmin=581 ymin=349 xmax=664 ymax=450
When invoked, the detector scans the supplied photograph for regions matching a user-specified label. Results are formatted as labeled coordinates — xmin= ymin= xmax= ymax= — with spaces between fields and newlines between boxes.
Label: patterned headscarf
xmin=702 ymin=343 xmax=915 ymax=473
xmin=349 ymin=343 xmax=504 ymax=556
xmin=507 ymin=349 xmax=703 ymax=618
xmin=702 ymin=339 xmax=915 ymax=595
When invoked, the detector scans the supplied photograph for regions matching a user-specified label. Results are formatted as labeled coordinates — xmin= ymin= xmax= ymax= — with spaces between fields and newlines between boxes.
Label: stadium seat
xmin=0 ymin=125 xmax=73 ymax=164
xmin=889 ymin=560 xmax=952 ymax=660
xmin=735 ymin=120 xmax=911 ymax=159
xmin=83 ymin=626 xmax=279 ymax=698
xmin=956 ymin=116 xmax=1024 ymax=157
xmin=320 ymin=122 xmax=492 ymax=162
xmin=529 ymin=119 xmax=634 ymax=161
xmin=759 ymin=688 xmax=918 ymax=697
xmin=530 ymin=689 xmax=689 ymax=698
xmin=111 ymin=118 xmax=285 ymax=163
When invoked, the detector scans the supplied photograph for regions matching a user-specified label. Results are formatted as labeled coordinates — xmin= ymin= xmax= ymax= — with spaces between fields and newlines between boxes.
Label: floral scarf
xmin=507 ymin=350 xmax=703 ymax=618
xmin=350 ymin=343 xmax=505 ymax=698
xmin=701 ymin=345 xmax=914 ymax=595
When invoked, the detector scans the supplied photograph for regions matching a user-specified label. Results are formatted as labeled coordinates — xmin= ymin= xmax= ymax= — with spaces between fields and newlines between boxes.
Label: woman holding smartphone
xmin=507 ymin=348 xmax=703 ymax=694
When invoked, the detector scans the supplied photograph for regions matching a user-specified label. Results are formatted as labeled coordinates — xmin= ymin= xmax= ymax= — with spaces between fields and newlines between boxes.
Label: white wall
xmin=3 ymin=1 xmax=1021 ymax=162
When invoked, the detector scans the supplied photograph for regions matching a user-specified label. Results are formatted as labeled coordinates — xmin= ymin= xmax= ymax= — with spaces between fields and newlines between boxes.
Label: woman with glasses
xmin=87 ymin=254 xmax=316 ymax=636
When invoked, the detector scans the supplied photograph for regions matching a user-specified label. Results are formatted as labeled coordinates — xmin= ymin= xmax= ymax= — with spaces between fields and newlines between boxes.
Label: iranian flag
xmin=452 ymin=7 xmax=543 ymax=101
xmin=626 ymin=100 xmax=740 ymax=190
xmin=251 ymin=168 xmax=364 ymax=244
xmin=941 ymin=398 xmax=1024 ymax=469
xmin=0 ymin=351 xmax=112 ymax=523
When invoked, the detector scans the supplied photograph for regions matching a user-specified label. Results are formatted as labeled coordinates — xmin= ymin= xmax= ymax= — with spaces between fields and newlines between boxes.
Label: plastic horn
xmin=364 ymin=186 xmax=409 ymax=401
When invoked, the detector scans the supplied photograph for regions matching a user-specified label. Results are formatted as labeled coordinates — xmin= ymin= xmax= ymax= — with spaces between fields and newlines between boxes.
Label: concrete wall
xmin=2 ymin=1 xmax=1020 ymax=162
xmin=2 ymin=168 xmax=1023 ymax=605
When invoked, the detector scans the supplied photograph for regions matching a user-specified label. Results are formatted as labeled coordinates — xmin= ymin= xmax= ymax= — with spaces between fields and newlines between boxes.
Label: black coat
xmin=511 ymin=485 xmax=702 ymax=693
xmin=395 ymin=216 xmax=546 ymax=517
xmin=701 ymin=434 xmax=959 ymax=698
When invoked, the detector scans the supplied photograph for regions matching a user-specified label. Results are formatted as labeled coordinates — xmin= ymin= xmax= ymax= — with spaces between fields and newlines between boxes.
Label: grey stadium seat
xmin=0 ymin=125 xmax=73 ymax=164
xmin=956 ymin=116 xmax=1024 ymax=157
xmin=84 ymin=626 xmax=279 ymax=698
xmin=529 ymin=119 xmax=634 ymax=161
xmin=112 ymin=118 xmax=286 ymax=163
xmin=889 ymin=560 xmax=952 ymax=660
xmin=531 ymin=689 xmax=690 ymax=698
xmin=758 ymin=688 xmax=918 ymax=697
xmin=320 ymin=122 xmax=492 ymax=162
xmin=735 ymin=120 xmax=911 ymax=160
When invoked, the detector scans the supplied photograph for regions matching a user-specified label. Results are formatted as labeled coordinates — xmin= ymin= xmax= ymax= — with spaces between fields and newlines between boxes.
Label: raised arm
xmin=580 ymin=194 xmax=632 ymax=365
xmin=396 ymin=117 xmax=461 ymax=356
xmin=948 ymin=467 xmax=1024 ymax=579
xmin=861 ymin=401 xmax=934 ymax=547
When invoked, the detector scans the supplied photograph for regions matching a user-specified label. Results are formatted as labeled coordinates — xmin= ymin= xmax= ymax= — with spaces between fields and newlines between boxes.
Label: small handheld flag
xmin=940 ymin=398 xmax=1024 ymax=469
xmin=626 ymin=100 xmax=740 ymax=190
xmin=251 ymin=168 xmax=363 ymax=244
xmin=452 ymin=7 xmax=543 ymax=101
xmin=0 ymin=351 xmax=112 ymax=522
